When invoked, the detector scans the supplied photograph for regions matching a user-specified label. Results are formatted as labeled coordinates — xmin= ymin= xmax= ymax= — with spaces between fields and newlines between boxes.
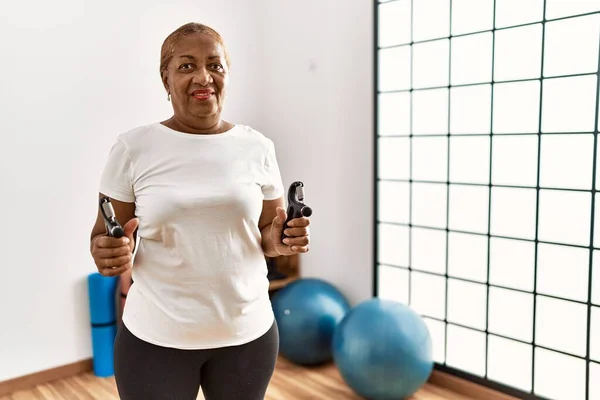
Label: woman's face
xmin=163 ymin=34 xmax=229 ymax=127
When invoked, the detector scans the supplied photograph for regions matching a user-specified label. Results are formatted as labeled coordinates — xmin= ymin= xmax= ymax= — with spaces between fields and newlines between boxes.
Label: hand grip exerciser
xmin=100 ymin=197 xmax=124 ymax=238
xmin=281 ymin=181 xmax=313 ymax=242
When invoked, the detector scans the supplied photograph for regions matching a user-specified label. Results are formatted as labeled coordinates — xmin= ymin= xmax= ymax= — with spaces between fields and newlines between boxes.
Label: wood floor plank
xmin=2 ymin=356 xmax=476 ymax=399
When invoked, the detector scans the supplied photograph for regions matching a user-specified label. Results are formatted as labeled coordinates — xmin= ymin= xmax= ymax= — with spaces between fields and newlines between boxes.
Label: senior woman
xmin=89 ymin=22 xmax=310 ymax=400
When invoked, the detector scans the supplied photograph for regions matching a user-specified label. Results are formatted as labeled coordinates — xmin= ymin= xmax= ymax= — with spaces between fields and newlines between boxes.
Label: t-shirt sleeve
xmin=262 ymin=139 xmax=285 ymax=200
xmin=98 ymin=138 xmax=136 ymax=203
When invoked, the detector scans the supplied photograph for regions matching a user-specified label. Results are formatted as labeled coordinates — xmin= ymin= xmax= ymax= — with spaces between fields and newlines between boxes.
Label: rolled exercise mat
xmin=87 ymin=272 xmax=118 ymax=377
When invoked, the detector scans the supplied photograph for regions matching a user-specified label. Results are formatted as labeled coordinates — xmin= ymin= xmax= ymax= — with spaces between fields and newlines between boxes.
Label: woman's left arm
xmin=258 ymin=197 xmax=310 ymax=258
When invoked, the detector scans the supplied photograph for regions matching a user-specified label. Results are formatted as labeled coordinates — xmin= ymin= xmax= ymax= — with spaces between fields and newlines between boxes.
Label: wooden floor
xmin=1 ymin=356 xmax=475 ymax=400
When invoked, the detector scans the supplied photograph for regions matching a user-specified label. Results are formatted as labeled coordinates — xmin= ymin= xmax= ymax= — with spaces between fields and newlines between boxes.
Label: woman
xmin=89 ymin=22 xmax=310 ymax=400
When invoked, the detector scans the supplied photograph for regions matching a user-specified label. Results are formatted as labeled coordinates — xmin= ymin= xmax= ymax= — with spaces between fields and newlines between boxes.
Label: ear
xmin=161 ymin=72 xmax=170 ymax=94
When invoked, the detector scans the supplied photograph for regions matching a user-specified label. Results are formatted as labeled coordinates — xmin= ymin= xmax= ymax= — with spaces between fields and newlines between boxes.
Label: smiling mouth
xmin=191 ymin=90 xmax=214 ymax=100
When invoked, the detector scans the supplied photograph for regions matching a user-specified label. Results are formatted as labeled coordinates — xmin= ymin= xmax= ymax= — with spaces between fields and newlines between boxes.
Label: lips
xmin=191 ymin=89 xmax=214 ymax=100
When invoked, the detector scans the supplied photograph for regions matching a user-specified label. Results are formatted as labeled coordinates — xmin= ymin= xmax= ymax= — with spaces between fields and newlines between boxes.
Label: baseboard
xmin=429 ymin=369 xmax=520 ymax=400
xmin=1 ymin=357 xmax=517 ymax=399
xmin=0 ymin=358 xmax=93 ymax=397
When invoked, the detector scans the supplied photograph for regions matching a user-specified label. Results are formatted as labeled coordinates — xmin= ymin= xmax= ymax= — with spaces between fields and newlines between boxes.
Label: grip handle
xmin=281 ymin=181 xmax=312 ymax=242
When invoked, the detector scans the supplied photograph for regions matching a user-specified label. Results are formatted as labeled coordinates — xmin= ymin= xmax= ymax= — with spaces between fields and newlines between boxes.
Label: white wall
xmin=256 ymin=0 xmax=374 ymax=305
xmin=0 ymin=0 xmax=373 ymax=382
xmin=0 ymin=0 xmax=264 ymax=382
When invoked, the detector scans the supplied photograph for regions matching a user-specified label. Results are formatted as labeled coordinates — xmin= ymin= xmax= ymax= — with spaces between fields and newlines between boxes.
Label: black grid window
xmin=374 ymin=1 xmax=600 ymax=399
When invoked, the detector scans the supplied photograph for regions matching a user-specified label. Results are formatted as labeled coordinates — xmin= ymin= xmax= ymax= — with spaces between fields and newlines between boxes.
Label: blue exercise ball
xmin=272 ymin=278 xmax=351 ymax=365
xmin=332 ymin=298 xmax=433 ymax=400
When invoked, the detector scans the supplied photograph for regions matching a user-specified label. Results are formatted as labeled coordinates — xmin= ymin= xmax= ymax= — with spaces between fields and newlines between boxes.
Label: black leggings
xmin=113 ymin=321 xmax=279 ymax=400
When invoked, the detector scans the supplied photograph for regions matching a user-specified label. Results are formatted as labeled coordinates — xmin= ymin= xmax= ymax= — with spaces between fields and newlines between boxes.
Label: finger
xmin=282 ymin=236 xmax=310 ymax=246
xmin=123 ymin=218 xmax=139 ymax=239
xmin=98 ymin=254 xmax=132 ymax=270
xmin=99 ymin=261 xmax=132 ymax=277
xmin=283 ymin=227 xmax=309 ymax=237
xmin=290 ymin=245 xmax=310 ymax=253
xmin=287 ymin=217 xmax=310 ymax=228
xmin=272 ymin=207 xmax=287 ymax=228
xmin=270 ymin=207 xmax=288 ymax=245
xmin=94 ymin=245 xmax=131 ymax=258
xmin=95 ymin=235 xmax=130 ymax=248
xmin=123 ymin=218 xmax=139 ymax=252
xmin=100 ymin=266 xmax=130 ymax=277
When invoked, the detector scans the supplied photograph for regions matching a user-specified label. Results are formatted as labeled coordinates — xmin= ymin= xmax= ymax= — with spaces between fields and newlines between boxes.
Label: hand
xmin=91 ymin=218 xmax=139 ymax=276
xmin=270 ymin=207 xmax=310 ymax=256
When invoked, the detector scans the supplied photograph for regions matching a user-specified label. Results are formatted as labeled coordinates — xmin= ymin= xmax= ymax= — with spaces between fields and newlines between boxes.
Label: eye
xmin=209 ymin=63 xmax=224 ymax=72
xmin=179 ymin=63 xmax=195 ymax=71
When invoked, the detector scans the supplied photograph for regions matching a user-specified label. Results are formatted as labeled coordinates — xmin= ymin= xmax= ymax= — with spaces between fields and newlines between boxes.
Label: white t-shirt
xmin=98 ymin=122 xmax=284 ymax=349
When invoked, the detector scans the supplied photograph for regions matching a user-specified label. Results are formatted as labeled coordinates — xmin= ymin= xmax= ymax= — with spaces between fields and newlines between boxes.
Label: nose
xmin=193 ymin=67 xmax=213 ymax=86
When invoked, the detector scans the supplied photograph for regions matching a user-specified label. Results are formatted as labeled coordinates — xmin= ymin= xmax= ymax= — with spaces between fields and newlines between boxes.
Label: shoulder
xmin=234 ymin=124 xmax=274 ymax=143
xmin=108 ymin=123 xmax=164 ymax=157
xmin=116 ymin=123 xmax=158 ymax=144
xmin=233 ymin=124 xmax=277 ymax=152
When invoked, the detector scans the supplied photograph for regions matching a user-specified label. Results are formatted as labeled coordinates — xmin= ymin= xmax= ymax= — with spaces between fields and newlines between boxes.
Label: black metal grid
xmin=373 ymin=1 xmax=600 ymax=399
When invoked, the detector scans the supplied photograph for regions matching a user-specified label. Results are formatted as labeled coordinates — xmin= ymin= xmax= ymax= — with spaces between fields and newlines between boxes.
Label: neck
xmin=163 ymin=115 xmax=231 ymax=135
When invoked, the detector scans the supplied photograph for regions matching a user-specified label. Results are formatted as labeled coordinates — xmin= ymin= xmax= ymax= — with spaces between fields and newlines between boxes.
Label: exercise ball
xmin=272 ymin=278 xmax=351 ymax=365
xmin=332 ymin=298 xmax=433 ymax=400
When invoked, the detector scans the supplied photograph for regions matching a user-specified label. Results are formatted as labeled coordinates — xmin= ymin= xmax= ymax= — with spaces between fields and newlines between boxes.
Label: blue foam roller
xmin=88 ymin=273 xmax=119 ymax=377
xmin=91 ymin=325 xmax=117 ymax=377
xmin=88 ymin=273 xmax=118 ymax=325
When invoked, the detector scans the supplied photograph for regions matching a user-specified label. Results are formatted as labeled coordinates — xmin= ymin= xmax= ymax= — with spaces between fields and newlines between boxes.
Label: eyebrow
xmin=178 ymin=55 xmax=222 ymax=60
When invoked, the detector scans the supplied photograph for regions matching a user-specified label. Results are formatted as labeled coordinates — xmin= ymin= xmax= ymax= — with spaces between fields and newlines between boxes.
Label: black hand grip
xmin=99 ymin=197 xmax=124 ymax=238
xmin=281 ymin=181 xmax=312 ymax=242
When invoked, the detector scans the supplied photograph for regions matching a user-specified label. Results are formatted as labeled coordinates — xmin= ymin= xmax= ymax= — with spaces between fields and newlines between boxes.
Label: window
xmin=374 ymin=1 xmax=600 ymax=399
